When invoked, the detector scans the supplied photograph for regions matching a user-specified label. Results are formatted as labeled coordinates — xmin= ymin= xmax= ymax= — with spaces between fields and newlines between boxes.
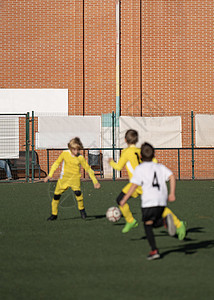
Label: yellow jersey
xmin=110 ymin=145 xmax=157 ymax=180
xmin=49 ymin=150 xmax=98 ymax=184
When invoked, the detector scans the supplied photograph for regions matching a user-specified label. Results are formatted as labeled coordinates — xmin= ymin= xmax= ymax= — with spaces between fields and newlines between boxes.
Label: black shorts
xmin=141 ymin=206 xmax=165 ymax=222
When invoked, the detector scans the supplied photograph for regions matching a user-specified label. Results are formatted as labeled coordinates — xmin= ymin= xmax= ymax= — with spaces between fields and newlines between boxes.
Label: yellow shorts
xmin=122 ymin=182 xmax=142 ymax=198
xmin=54 ymin=177 xmax=81 ymax=195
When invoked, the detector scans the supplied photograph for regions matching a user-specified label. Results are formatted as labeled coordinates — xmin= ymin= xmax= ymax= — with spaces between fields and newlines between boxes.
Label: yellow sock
xmin=119 ymin=203 xmax=134 ymax=223
xmin=51 ymin=199 xmax=59 ymax=215
xmin=162 ymin=207 xmax=181 ymax=228
xmin=76 ymin=195 xmax=84 ymax=210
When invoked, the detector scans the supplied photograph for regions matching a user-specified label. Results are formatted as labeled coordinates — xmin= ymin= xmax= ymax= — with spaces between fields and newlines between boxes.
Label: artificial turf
xmin=0 ymin=180 xmax=213 ymax=300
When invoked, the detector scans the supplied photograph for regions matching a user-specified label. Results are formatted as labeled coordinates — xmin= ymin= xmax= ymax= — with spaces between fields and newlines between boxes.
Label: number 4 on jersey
xmin=152 ymin=172 xmax=160 ymax=190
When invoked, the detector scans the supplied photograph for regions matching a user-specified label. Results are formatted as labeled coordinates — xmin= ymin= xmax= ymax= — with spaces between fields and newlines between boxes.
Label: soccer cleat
xmin=122 ymin=219 xmax=138 ymax=233
xmin=166 ymin=214 xmax=176 ymax=236
xmin=47 ymin=214 xmax=57 ymax=221
xmin=147 ymin=249 xmax=160 ymax=260
xmin=176 ymin=221 xmax=187 ymax=240
xmin=80 ymin=209 xmax=87 ymax=219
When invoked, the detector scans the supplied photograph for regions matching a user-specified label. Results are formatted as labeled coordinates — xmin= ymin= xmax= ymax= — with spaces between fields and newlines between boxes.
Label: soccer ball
xmin=106 ymin=206 xmax=121 ymax=223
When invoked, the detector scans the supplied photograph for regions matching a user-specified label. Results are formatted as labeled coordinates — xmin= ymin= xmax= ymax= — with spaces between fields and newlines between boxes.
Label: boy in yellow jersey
xmin=44 ymin=137 xmax=101 ymax=221
xmin=108 ymin=129 xmax=186 ymax=239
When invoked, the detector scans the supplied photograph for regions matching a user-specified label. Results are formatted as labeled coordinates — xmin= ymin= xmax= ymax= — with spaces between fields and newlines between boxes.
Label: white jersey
xmin=131 ymin=161 xmax=173 ymax=208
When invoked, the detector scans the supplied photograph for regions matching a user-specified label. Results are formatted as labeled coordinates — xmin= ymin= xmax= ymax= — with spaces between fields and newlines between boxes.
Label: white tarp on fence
xmin=119 ymin=116 xmax=182 ymax=148
xmin=195 ymin=114 xmax=214 ymax=147
xmin=37 ymin=116 xmax=101 ymax=149
xmin=0 ymin=116 xmax=19 ymax=159
xmin=0 ymin=89 xmax=68 ymax=116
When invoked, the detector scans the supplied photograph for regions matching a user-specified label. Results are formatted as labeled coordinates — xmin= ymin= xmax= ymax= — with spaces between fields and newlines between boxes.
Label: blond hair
xmin=68 ymin=137 xmax=83 ymax=150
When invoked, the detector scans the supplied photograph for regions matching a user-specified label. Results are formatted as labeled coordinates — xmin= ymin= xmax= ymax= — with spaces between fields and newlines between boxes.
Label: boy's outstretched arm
xmin=120 ymin=183 xmax=138 ymax=207
xmin=44 ymin=153 xmax=64 ymax=183
xmin=108 ymin=153 xmax=127 ymax=171
xmin=168 ymin=174 xmax=176 ymax=202
xmin=80 ymin=157 xmax=101 ymax=189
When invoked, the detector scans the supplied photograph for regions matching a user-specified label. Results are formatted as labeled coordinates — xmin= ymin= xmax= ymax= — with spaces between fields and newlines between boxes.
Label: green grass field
xmin=0 ymin=180 xmax=213 ymax=300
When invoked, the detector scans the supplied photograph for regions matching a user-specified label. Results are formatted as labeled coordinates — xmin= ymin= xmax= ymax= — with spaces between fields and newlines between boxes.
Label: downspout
xmin=116 ymin=0 xmax=120 ymax=121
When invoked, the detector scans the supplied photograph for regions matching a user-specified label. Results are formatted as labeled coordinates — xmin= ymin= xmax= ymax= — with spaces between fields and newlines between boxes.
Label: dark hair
xmin=125 ymin=129 xmax=138 ymax=144
xmin=141 ymin=142 xmax=154 ymax=161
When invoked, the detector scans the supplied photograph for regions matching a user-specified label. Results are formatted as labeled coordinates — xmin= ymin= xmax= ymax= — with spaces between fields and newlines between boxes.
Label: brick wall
xmin=1 ymin=0 xmax=213 ymax=179
xmin=121 ymin=1 xmax=213 ymax=120
xmin=120 ymin=0 xmax=213 ymax=178
xmin=1 ymin=0 xmax=116 ymax=115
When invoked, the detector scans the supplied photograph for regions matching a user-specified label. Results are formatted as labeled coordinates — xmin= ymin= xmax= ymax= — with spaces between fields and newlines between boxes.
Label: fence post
xmin=47 ymin=149 xmax=50 ymax=177
xmin=178 ymin=148 xmax=180 ymax=180
xmin=31 ymin=111 xmax=35 ymax=183
xmin=112 ymin=111 xmax=115 ymax=181
xmin=191 ymin=110 xmax=195 ymax=180
xmin=25 ymin=112 xmax=30 ymax=182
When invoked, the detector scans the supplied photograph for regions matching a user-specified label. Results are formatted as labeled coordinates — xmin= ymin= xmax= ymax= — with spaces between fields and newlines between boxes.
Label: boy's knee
xmin=116 ymin=197 xmax=121 ymax=205
xmin=145 ymin=220 xmax=153 ymax=225
xmin=74 ymin=190 xmax=82 ymax=197
xmin=54 ymin=194 xmax=61 ymax=200
xmin=116 ymin=192 xmax=125 ymax=205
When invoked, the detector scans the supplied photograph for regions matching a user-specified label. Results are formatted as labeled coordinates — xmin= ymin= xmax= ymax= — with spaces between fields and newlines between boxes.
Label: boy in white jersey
xmin=109 ymin=129 xmax=186 ymax=240
xmin=120 ymin=142 xmax=177 ymax=260
xmin=44 ymin=137 xmax=100 ymax=221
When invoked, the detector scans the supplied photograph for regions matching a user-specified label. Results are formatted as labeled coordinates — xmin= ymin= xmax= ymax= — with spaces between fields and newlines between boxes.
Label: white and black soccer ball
xmin=106 ymin=206 xmax=121 ymax=223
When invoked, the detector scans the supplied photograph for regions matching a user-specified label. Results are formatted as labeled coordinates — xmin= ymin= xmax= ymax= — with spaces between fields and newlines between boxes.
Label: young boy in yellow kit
xmin=108 ymin=129 xmax=186 ymax=239
xmin=44 ymin=137 xmax=100 ymax=220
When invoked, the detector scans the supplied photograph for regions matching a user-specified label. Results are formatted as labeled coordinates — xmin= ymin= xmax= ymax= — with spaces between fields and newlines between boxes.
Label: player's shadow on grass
xmin=86 ymin=214 xmax=107 ymax=221
xmin=131 ymin=226 xmax=205 ymax=242
xmin=113 ymin=222 xmax=126 ymax=226
xmin=160 ymin=226 xmax=204 ymax=235
xmin=131 ymin=232 xmax=169 ymax=241
xmin=60 ymin=214 xmax=106 ymax=221
xmin=159 ymin=226 xmax=205 ymax=241
xmin=160 ymin=240 xmax=214 ymax=258
xmin=185 ymin=226 xmax=205 ymax=234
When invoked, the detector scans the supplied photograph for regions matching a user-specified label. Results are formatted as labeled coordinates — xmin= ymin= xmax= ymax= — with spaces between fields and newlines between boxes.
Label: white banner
xmin=0 ymin=116 xmax=19 ymax=159
xmin=119 ymin=116 xmax=182 ymax=148
xmin=195 ymin=114 xmax=214 ymax=147
xmin=0 ymin=89 xmax=68 ymax=116
xmin=37 ymin=116 xmax=101 ymax=149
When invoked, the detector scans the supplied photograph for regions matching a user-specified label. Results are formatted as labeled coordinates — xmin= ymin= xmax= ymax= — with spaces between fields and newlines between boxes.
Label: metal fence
xmin=0 ymin=113 xmax=30 ymax=182
xmin=44 ymin=146 xmax=214 ymax=181
xmin=0 ymin=111 xmax=213 ymax=182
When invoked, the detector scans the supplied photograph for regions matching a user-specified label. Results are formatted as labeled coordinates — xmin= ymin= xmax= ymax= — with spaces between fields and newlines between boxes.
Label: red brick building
xmin=1 ymin=0 xmax=213 ymax=179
